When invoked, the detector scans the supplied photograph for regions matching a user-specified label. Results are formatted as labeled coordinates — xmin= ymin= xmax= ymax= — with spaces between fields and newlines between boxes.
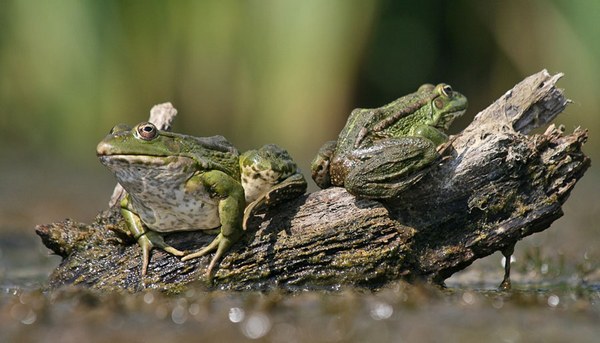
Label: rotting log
xmin=36 ymin=70 xmax=590 ymax=292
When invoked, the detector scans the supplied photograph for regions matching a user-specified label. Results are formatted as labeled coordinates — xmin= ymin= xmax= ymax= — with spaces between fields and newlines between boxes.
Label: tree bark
xmin=36 ymin=70 xmax=590 ymax=292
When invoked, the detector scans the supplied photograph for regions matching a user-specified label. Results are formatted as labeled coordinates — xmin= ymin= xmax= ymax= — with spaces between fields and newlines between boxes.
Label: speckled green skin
xmin=97 ymin=122 xmax=306 ymax=277
xmin=311 ymin=83 xmax=467 ymax=199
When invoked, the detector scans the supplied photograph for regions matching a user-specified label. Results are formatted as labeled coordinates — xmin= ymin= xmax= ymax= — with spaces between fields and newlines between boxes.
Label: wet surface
xmin=1 ymin=232 xmax=599 ymax=343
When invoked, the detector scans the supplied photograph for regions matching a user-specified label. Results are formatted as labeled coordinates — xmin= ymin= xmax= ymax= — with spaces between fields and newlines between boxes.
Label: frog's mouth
xmin=99 ymin=154 xmax=169 ymax=164
xmin=98 ymin=154 xmax=193 ymax=169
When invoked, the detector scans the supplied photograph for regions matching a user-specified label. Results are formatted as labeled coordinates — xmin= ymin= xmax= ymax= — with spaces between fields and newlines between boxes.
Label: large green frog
xmin=97 ymin=122 xmax=306 ymax=277
xmin=311 ymin=83 xmax=467 ymax=199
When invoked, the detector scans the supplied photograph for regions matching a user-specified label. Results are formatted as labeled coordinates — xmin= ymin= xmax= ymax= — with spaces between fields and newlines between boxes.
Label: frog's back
xmin=182 ymin=134 xmax=241 ymax=179
xmin=336 ymin=90 xmax=434 ymax=153
xmin=191 ymin=135 xmax=239 ymax=155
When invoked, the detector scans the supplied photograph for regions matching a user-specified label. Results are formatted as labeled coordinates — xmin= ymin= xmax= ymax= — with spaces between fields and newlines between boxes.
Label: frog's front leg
xmin=345 ymin=137 xmax=439 ymax=199
xmin=180 ymin=170 xmax=245 ymax=277
xmin=412 ymin=124 xmax=449 ymax=147
xmin=120 ymin=196 xmax=184 ymax=276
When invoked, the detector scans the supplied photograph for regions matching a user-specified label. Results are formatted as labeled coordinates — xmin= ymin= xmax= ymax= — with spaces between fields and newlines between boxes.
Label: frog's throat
xmin=436 ymin=109 xmax=466 ymax=130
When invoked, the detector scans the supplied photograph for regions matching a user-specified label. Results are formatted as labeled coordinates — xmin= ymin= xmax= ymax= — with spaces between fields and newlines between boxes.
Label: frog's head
xmin=421 ymin=83 xmax=468 ymax=131
xmin=96 ymin=122 xmax=198 ymax=189
xmin=97 ymin=122 xmax=240 ymax=188
xmin=97 ymin=122 xmax=184 ymax=159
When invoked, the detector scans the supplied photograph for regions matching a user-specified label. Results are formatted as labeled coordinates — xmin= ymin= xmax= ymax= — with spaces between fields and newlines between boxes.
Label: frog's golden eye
xmin=441 ymin=85 xmax=453 ymax=97
xmin=136 ymin=122 xmax=158 ymax=141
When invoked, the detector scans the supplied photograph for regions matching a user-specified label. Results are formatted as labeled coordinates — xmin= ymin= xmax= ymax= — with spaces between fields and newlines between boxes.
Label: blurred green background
xmin=0 ymin=0 xmax=598 ymax=271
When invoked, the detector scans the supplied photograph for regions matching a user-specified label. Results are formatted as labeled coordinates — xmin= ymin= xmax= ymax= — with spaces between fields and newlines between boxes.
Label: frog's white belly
xmin=131 ymin=186 xmax=221 ymax=233
xmin=106 ymin=155 xmax=224 ymax=232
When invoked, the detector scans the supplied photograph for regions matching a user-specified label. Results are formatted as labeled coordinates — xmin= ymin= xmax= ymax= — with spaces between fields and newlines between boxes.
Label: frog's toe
xmin=163 ymin=246 xmax=185 ymax=257
xmin=180 ymin=240 xmax=217 ymax=261
xmin=136 ymin=235 xmax=152 ymax=276
xmin=144 ymin=231 xmax=185 ymax=256
xmin=181 ymin=233 xmax=234 ymax=278
xmin=136 ymin=231 xmax=185 ymax=275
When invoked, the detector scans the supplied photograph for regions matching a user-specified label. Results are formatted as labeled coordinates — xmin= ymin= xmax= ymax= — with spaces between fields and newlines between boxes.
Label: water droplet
xmin=143 ymin=292 xmax=154 ymax=304
xmin=369 ymin=302 xmax=393 ymax=320
xmin=462 ymin=292 xmax=476 ymax=305
xmin=10 ymin=304 xmax=36 ymax=324
xmin=188 ymin=302 xmax=200 ymax=316
xmin=171 ymin=304 xmax=188 ymax=324
xmin=492 ymin=297 xmax=504 ymax=309
xmin=241 ymin=313 xmax=271 ymax=339
xmin=21 ymin=310 xmax=37 ymax=325
xmin=229 ymin=307 xmax=245 ymax=323
xmin=548 ymin=295 xmax=560 ymax=307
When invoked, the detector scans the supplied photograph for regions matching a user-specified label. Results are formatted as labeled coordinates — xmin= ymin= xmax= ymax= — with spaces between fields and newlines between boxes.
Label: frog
xmin=97 ymin=122 xmax=307 ymax=277
xmin=311 ymin=83 xmax=467 ymax=199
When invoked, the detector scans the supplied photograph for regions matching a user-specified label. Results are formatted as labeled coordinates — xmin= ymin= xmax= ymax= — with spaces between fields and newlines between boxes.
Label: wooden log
xmin=36 ymin=70 xmax=590 ymax=292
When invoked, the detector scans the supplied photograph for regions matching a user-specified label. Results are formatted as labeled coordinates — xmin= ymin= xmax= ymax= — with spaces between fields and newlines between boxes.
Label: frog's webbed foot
xmin=136 ymin=231 xmax=185 ymax=276
xmin=181 ymin=233 xmax=233 ymax=279
xmin=345 ymin=137 xmax=438 ymax=199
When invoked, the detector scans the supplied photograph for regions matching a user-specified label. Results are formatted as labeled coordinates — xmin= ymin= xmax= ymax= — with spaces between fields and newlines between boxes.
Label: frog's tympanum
xmin=311 ymin=83 xmax=467 ymax=199
xmin=97 ymin=122 xmax=306 ymax=277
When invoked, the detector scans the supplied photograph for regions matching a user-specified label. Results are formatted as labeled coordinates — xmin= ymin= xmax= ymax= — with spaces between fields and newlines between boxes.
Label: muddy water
xmin=1 ymin=233 xmax=599 ymax=343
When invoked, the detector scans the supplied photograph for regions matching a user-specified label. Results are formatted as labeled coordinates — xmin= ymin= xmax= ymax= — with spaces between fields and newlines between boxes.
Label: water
xmin=1 ymin=232 xmax=599 ymax=343
xmin=0 ymin=233 xmax=61 ymax=291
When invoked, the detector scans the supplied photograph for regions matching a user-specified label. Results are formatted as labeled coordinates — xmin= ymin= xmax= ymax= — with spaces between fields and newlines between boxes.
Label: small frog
xmin=311 ymin=83 xmax=467 ymax=199
xmin=97 ymin=122 xmax=306 ymax=277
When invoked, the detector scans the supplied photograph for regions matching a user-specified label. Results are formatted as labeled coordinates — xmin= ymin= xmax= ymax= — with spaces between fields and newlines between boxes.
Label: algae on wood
xmin=36 ymin=70 xmax=590 ymax=292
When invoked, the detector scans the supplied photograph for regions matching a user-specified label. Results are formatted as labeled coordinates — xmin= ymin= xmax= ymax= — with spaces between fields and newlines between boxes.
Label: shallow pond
xmin=1 ymin=232 xmax=599 ymax=343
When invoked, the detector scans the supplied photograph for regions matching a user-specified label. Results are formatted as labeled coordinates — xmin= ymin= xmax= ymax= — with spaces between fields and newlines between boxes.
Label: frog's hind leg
xmin=345 ymin=137 xmax=438 ymax=199
xmin=120 ymin=199 xmax=184 ymax=276
xmin=137 ymin=231 xmax=185 ymax=274
xmin=180 ymin=170 xmax=246 ymax=279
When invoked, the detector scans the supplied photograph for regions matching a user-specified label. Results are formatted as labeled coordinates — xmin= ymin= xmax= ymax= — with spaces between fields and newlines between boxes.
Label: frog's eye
xmin=441 ymin=85 xmax=453 ymax=97
xmin=136 ymin=122 xmax=158 ymax=141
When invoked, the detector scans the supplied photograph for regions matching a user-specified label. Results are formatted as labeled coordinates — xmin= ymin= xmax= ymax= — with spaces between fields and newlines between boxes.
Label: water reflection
xmin=228 ymin=307 xmax=245 ymax=323
xmin=369 ymin=301 xmax=393 ymax=320
xmin=0 ymin=279 xmax=599 ymax=342
xmin=9 ymin=303 xmax=37 ymax=325
xmin=241 ymin=312 xmax=271 ymax=339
